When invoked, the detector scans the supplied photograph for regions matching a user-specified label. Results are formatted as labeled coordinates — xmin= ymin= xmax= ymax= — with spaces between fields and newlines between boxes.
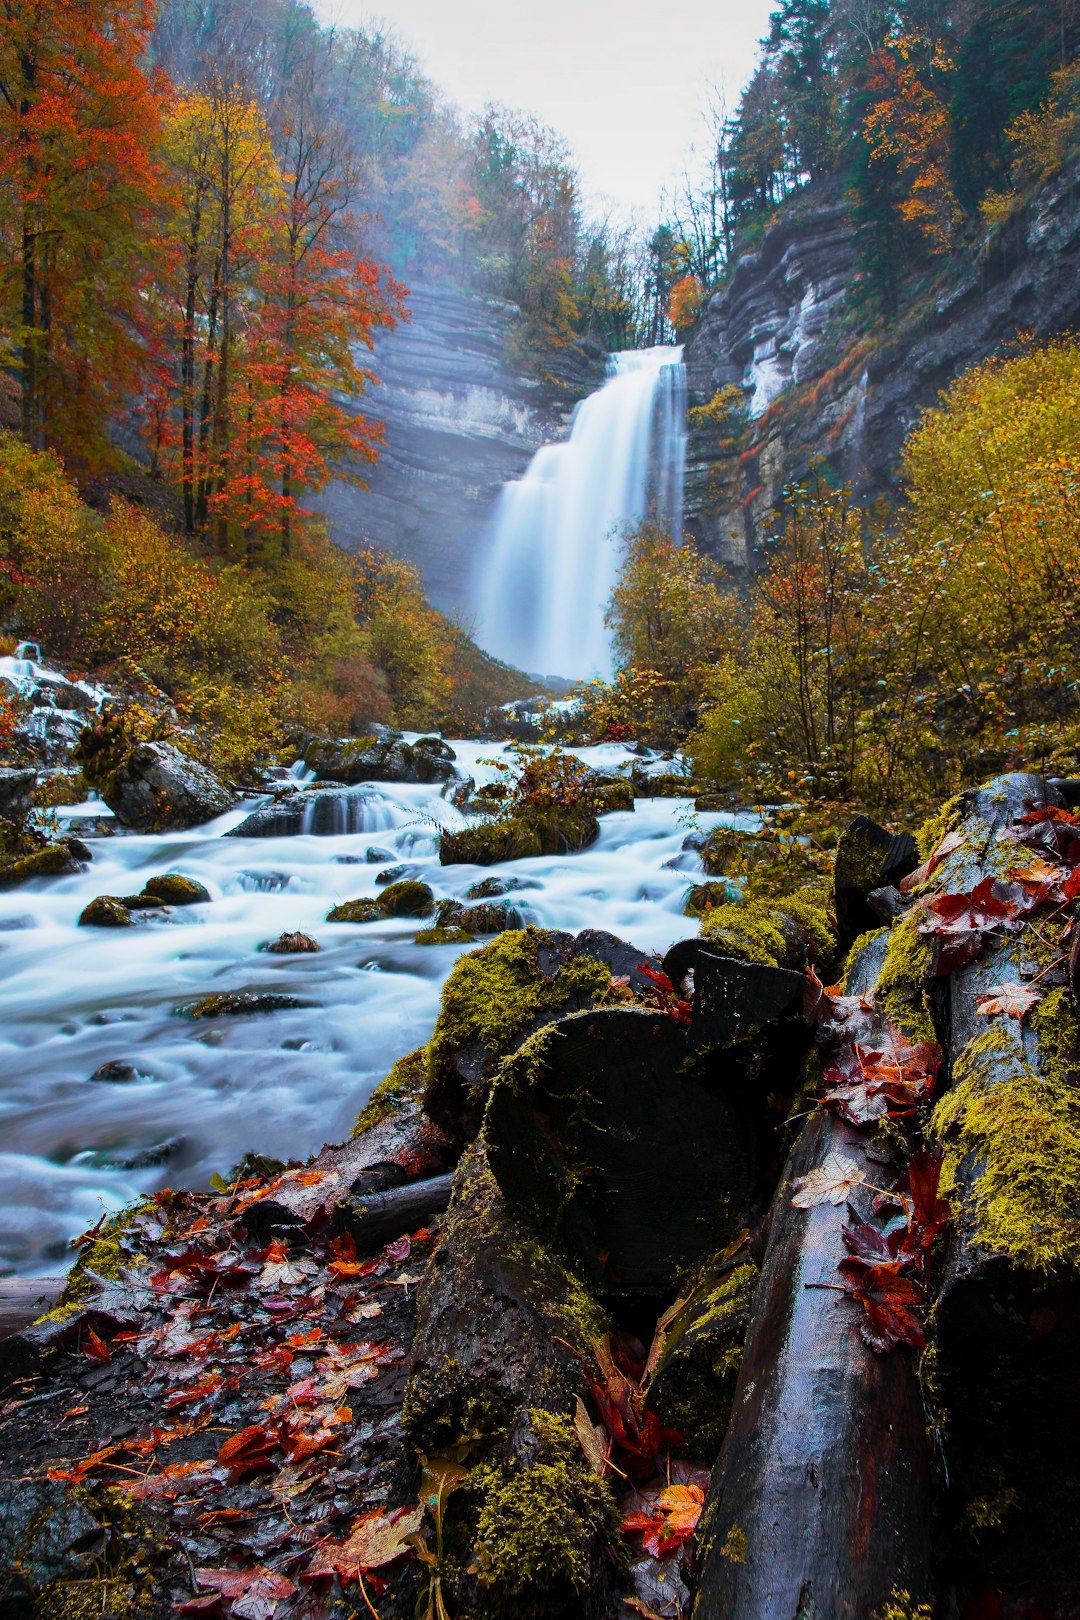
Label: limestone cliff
xmin=312 ymin=284 xmax=604 ymax=620
xmin=684 ymin=155 xmax=1080 ymax=572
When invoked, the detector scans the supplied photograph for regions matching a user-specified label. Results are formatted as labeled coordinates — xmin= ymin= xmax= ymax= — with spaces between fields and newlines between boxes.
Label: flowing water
xmin=473 ymin=346 xmax=687 ymax=680
xmin=0 ymin=733 xmax=756 ymax=1276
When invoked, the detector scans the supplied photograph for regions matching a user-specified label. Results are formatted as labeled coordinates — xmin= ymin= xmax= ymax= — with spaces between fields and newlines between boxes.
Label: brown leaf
xmin=574 ymin=1393 xmax=609 ymax=1477
xmin=216 ymin=1425 xmax=279 ymax=1475
xmin=303 ymin=1505 xmax=424 ymax=1581
xmin=790 ymin=1152 xmax=866 ymax=1209
xmin=976 ymin=980 xmax=1042 ymax=1020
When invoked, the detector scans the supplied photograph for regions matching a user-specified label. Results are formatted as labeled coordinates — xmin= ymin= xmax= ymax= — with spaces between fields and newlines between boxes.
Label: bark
xmin=0 ymin=1277 xmax=63 ymax=1342
xmin=834 ymin=813 xmax=917 ymax=947
xmin=336 ymin=1172 xmax=454 ymax=1251
xmin=692 ymin=932 xmax=933 ymax=1619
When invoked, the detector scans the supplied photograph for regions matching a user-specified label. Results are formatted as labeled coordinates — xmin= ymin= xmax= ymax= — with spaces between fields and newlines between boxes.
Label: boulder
xmin=0 ymin=767 xmax=35 ymax=823
xmin=228 ymin=786 xmax=388 ymax=838
xmin=305 ymin=733 xmax=459 ymax=786
xmin=27 ymin=673 xmax=94 ymax=712
xmin=327 ymin=898 xmax=383 ymax=923
xmin=78 ymin=896 xmax=132 ymax=927
xmin=101 ymin=741 xmax=233 ymax=832
xmin=377 ymin=879 xmax=435 ymax=917
xmin=0 ymin=841 xmax=86 ymax=889
xmin=141 ymin=873 xmax=210 ymax=905
xmin=264 ymin=930 xmax=320 ymax=953
xmin=440 ymin=804 xmax=599 ymax=866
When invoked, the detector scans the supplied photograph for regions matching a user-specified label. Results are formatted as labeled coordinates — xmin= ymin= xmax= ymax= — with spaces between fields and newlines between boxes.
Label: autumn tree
xmin=861 ymin=34 xmax=963 ymax=255
xmin=0 ymin=0 xmax=168 ymax=464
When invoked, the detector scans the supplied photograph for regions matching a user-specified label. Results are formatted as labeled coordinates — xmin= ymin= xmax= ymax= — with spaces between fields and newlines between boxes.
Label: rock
xmin=141 ymin=873 xmax=210 ymax=905
xmin=0 ymin=766 xmax=35 ymax=823
xmin=416 ymin=925 xmax=476 ymax=945
xmin=101 ymin=741 xmax=233 ymax=832
xmin=176 ymin=991 xmax=314 ymax=1018
xmin=593 ymin=776 xmax=635 ymax=812
xmin=436 ymin=899 xmax=524 ymax=935
xmin=117 ymin=892 xmax=168 ymax=911
xmin=378 ymin=879 xmax=435 ymax=917
xmin=465 ymin=874 xmax=536 ymax=900
xmin=264 ymin=931 xmax=321 ymax=953
xmin=440 ymin=804 xmax=599 ymax=866
xmin=683 ymin=880 xmax=732 ymax=916
xmin=327 ymin=898 xmax=383 ymax=923
xmin=834 ymin=814 xmax=918 ymax=947
xmin=88 ymin=1060 xmax=149 ymax=1083
xmin=0 ymin=841 xmax=84 ymax=889
xmin=304 ymin=733 xmax=459 ymax=786
xmin=0 ymin=1479 xmax=104 ymax=1610
xmin=27 ymin=672 xmax=94 ymax=711
xmin=366 ymin=845 xmax=393 ymax=863
xmin=78 ymin=896 xmax=132 ymax=927
xmin=375 ymin=865 xmax=409 ymax=885
xmin=228 ymin=786 xmax=387 ymax=838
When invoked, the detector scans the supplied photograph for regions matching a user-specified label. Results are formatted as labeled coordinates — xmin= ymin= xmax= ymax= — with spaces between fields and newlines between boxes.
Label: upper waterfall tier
xmin=471 ymin=346 xmax=686 ymax=681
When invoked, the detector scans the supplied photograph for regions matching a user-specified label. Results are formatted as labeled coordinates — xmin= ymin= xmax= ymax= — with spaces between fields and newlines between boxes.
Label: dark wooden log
xmin=404 ymin=1143 xmax=623 ymax=1620
xmin=692 ymin=932 xmax=933 ymax=1619
xmin=335 ymin=1172 xmax=454 ymax=1251
xmin=0 ymin=1277 xmax=64 ymax=1342
xmin=238 ymin=1096 xmax=453 ymax=1239
xmin=485 ymin=1007 xmax=758 ymax=1296
xmin=834 ymin=813 xmax=918 ymax=947
xmin=924 ymin=772 xmax=1080 ymax=1602
xmin=688 ymin=950 xmax=806 ymax=1050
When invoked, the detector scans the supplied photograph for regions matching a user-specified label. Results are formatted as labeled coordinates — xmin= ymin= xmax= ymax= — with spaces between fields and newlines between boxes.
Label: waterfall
xmin=472 ymin=345 xmax=687 ymax=680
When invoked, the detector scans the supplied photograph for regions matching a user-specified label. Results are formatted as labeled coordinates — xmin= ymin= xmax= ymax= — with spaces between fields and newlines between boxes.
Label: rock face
xmin=684 ymin=157 xmax=1080 ymax=570
xmin=305 ymin=732 xmax=459 ymax=786
xmin=102 ymin=741 xmax=233 ymax=832
xmin=310 ymin=284 xmax=604 ymax=618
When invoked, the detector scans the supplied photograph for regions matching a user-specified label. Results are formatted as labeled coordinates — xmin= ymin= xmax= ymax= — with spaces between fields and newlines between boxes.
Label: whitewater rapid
xmin=0 ymin=741 xmax=756 ymax=1276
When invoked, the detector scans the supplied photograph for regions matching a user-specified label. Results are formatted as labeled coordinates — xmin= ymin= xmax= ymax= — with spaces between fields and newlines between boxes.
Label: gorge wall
xmin=683 ymin=154 xmax=1080 ymax=573
xmin=312 ymin=284 xmax=604 ymax=621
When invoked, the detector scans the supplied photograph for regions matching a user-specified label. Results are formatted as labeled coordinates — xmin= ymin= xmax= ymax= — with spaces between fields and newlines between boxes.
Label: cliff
xmin=684 ymin=155 xmax=1080 ymax=571
xmin=312 ymin=284 xmax=604 ymax=620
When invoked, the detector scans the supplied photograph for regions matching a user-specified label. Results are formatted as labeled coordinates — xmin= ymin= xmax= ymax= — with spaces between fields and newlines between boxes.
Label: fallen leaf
xmin=216 ymin=1425 xmax=279 ymax=1476
xmin=837 ymin=1257 xmax=925 ymax=1354
xmin=303 ymin=1505 xmax=424 ymax=1581
xmin=385 ymin=1235 xmax=411 ymax=1262
xmin=899 ymin=826 xmax=966 ymax=892
xmin=82 ymin=1328 xmax=111 ymax=1363
xmin=574 ymin=1393 xmax=609 ymax=1476
xmin=790 ymin=1152 xmax=866 ymax=1209
xmin=976 ymin=981 xmax=1042 ymax=1020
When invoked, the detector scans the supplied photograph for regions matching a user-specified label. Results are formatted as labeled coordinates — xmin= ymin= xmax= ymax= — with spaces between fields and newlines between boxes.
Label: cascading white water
xmin=473 ymin=346 xmax=687 ymax=680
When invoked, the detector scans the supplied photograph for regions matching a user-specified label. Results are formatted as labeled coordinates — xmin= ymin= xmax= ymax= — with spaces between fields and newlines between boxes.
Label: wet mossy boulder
xmin=422 ymin=927 xmax=615 ymax=1141
xmin=305 ymin=732 xmax=458 ymax=786
xmin=141 ymin=873 xmax=210 ymax=906
xmin=440 ymin=804 xmax=599 ymax=867
xmin=378 ymin=879 xmax=434 ymax=917
xmin=698 ymin=888 xmax=837 ymax=972
xmin=0 ymin=839 xmax=86 ymax=889
xmin=326 ymin=897 xmax=383 ymax=923
xmin=78 ymin=895 xmax=133 ymax=927
xmin=435 ymin=898 xmax=524 ymax=935
xmin=591 ymin=775 xmax=634 ymax=812
xmin=416 ymin=925 xmax=476 ymax=946
xmin=465 ymin=874 xmax=535 ymax=901
xmin=683 ymin=880 xmax=732 ymax=917
xmin=176 ymin=990 xmax=313 ymax=1018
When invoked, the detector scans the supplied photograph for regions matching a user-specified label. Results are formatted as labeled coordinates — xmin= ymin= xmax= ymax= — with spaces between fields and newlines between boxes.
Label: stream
xmin=0 ymin=736 xmax=755 ymax=1276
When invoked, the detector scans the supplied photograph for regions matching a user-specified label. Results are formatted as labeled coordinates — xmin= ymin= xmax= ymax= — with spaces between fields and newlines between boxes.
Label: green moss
xmin=378 ymin=878 xmax=435 ymax=917
xmin=777 ymin=889 xmax=838 ymax=966
xmin=877 ymin=911 xmax=936 ymax=1044
xmin=352 ymin=1047 xmax=427 ymax=1136
xmin=416 ymin=925 xmax=477 ymax=945
xmin=425 ymin=928 xmax=611 ymax=1083
xmin=870 ymin=1592 xmax=934 ymax=1620
xmin=915 ymin=792 xmax=965 ymax=860
xmin=1031 ymin=986 xmax=1080 ymax=1087
xmin=698 ymin=890 xmax=837 ymax=969
xmin=140 ymin=873 xmax=209 ymax=905
xmin=470 ymin=1451 xmax=618 ymax=1618
xmin=36 ymin=1579 xmax=137 ymax=1619
xmin=0 ymin=843 xmax=82 ymax=890
xmin=644 ymin=1259 xmax=759 ymax=1455
xmin=931 ymin=1025 xmax=1080 ymax=1271
xmin=40 ymin=1204 xmax=150 ymax=1325
xmin=326 ymin=897 xmax=382 ymax=923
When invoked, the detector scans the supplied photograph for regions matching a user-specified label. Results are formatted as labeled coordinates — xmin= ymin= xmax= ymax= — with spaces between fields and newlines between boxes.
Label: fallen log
xmin=335 ymin=1171 xmax=454 ymax=1250
xmin=484 ymin=1007 xmax=758 ymax=1295
xmin=834 ymin=813 xmax=917 ymax=947
xmin=692 ymin=931 xmax=933 ymax=1619
xmin=918 ymin=773 xmax=1080 ymax=1601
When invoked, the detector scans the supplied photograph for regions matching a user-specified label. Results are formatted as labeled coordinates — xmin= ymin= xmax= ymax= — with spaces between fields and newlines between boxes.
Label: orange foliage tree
xmin=0 ymin=0 xmax=169 ymax=464
xmin=862 ymin=36 xmax=963 ymax=256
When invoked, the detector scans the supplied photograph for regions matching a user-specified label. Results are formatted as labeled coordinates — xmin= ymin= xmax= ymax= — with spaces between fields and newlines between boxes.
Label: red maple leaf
xmin=837 ymin=1257 xmax=925 ymax=1354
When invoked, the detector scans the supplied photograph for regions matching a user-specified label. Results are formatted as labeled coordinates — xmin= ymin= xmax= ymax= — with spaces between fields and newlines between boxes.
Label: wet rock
xmin=176 ymin=991 xmax=314 ymax=1018
xmin=366 ymin=846 xmax=394 ymax=863
xmin=327 ymin=898 xmax=383 ymax=923
xmin=683 ymin=880 xmax=732 ymax=917
xmin=378 ymin=879 xmax=435 ymax=917
xmin=375 ymin=865 xmax=408 ymax=885
xmin=416 ymin=925 xmax=476 ymax=946
xmin=87 ymin=1137 xmax=184 ymax=1170
xmin=228 ymin=786 xmax=385 ymax=838
xmin=264 ymin=931 xmax=321 ymax=953
xmin=593 ymin=776 xmax=635 ymax=812
xmin=101 ymin=741 xmax=233 ymax=832
xmin=0 ymin=766 xmax=36 ymax=823
xmin=440 ymin=804 xmax=599 ymax=866
xmin=0 ymin=841 xmax=85 ymax=889
xmin=0 ymin=1480 xmax=104 ymax=1609
xmin=117 ymin=892 xmax=168 ymax=911
xmin=436 ymin=899 xmax=523 ymax=935
xmin=305 ymin=732 xmax=459 ymax=786
xmin=464 ymin=874 xmax=536 ymax=900
xmin=27 ymin=672 xmax=94 ymax=711
xmin=78 ymin=896 xmax=132 ymax=927
xmin=88 ymin=1060 xmax=150 ymax=1083
xmin=141 ymin=872 xmax=211 ymax=905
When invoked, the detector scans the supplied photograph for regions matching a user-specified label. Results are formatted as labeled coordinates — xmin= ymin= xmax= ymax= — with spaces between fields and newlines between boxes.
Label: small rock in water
xmin=88 ymin=1060 xmax=151 ymax=1084
xmin=263 ymin=931 xmax=321 ymax=954
xmin=375 ymin=865 xmax=408 ymax=885
xmin=365 ymin=847 xmax=393 ymax=864
xmin=78 ymin=896 xmax=132 ymax=927
xmin=142 ymin=873 xmax=211 ymax=905
xmin=378 ymin=879 xmax=435 ymax=918
xmin=416 ymin=925 xmax=476 ymax=946
xmin=176 ymin=991 xmax=315 ymax=1018
xmin=84 ymin=1136 xmax=183 ymax=1170
xmin=327 ymin=898 xmax=382 ymax=923
xmin=464 ymin=874 xmax=536 ymax=900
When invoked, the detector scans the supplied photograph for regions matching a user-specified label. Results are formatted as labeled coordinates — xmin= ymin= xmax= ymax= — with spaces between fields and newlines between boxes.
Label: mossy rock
xmin=631 ymin=770 xmax=698 ymax=798
xmin=263 ymin=930 xmax=320 ymax=953
xmin=593 ymin=777 xmax=634 ymax=813
xmin=352 ymin=1047 xmax=428 ymax=1136
xmin=141 ymin=873 xmax=210 ymax=906
xmin=326 ymin=898 xmax=382 ymax=923
xmin=466 ymin=875 xmax=534 ymax=900
xmin=377 ymin=878 xmax=435 ymax=917
xmin=437 ymin=899 xmax=524 ymax=935
xmin=643 ymin=1249 xmax=760 ymax=1455
xmin=176 ymin=991 xmax=312 ymax=1018
xmin=0 ymin=842 xmax=84 ymax=890
xmin=684 ymin=880 xmax=732 ymax=917
xmin=699 ymin=889 xmax=837 ymax=972
xmin=416 ymin=925 xmax=476 ymax=946
xmin=440 ymin=805 xmax=599 ymax=867
xmin=78 ymin=896 xmax=132 ymax=928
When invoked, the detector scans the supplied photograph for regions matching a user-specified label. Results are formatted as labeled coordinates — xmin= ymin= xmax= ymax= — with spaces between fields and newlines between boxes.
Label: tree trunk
xmin=692 ymin=932 xmax=933 ymax=1619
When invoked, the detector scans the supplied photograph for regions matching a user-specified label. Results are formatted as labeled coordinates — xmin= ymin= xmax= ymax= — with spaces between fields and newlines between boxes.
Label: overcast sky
xmin=312 ymin=0 xmax=775 ymax=219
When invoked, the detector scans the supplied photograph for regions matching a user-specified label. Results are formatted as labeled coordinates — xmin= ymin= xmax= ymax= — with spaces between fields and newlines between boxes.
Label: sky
xmin=311 ymin=0 xmax=775 ymax=219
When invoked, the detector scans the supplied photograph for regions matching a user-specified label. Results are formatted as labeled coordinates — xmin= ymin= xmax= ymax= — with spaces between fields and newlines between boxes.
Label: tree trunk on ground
xmin=692 ymin=932 xmax=933 ymax=1619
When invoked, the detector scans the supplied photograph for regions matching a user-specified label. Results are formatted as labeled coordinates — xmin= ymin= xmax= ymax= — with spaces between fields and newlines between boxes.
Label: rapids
xmin=0 ymin=738 xmax=756 ymax=1276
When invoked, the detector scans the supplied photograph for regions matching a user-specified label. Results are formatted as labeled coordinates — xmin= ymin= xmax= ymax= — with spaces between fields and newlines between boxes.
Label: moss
xmin=644 ymin=1259 xmax=759 ymax=1455
xmin=352 ymin=1047 xmax=427 ymax=1136
xmin=870 ymin=1592 xmax=934 ymax=1620
xmin=425 ymin=928 xmax=611 ymax=1084
xmin=78 ymin=896 xmax=132 ymax=927
xmin=36 ymin=1579 xmax=137 ymax=1619
xmin=915 ymin=792 xmax=965 ymax=861
xmin=140 ymin=873 xmax=209 ymax=905
xmin=470 ymin=1451 xmax=619 ymax=1619
xmin=777 ymin=888 xmax=838 ymax=966
xmin=683 ymin=881 xmax=732 ymax=918
xmin=1031 ymin=986 xmax=1080 ymax=1088
xmin=440 ymin=805 xmax=599 ymax=867
xmin=877 ymin=911 xmax=936 ymax=1044
xmin=931 ymin=1025 xmax=1080 ymax=1271
xmin=40 ymin=1204 xmax=151 ymax=1325
xmin=699 ymin=899 xmax=789 ymax=964
xmin=0 ymin=843 xmax=82 ymax=890
xmin=416 ymin=925 xmax=477 ymax=945
xmin=326 ymin=897 xmax=382 ymax=923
